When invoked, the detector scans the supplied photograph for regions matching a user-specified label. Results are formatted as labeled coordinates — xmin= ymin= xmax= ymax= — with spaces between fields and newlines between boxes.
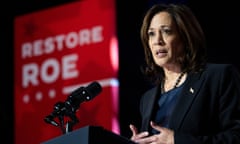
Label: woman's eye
xmin=148 ymin=31 xmax=155 ymax=37
xmin=161 ymin=29 xmax=171 ymax=34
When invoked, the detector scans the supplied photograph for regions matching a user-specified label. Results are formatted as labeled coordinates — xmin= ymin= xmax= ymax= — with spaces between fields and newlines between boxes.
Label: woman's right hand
xmin=129 ymin=124 xmax=150 ymax=143
xmin=129 ymin=122 xmax=174 ymax=144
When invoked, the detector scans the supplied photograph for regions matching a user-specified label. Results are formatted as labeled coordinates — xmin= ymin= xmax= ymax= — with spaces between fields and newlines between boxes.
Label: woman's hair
xmin=140 ymin=3 xmax=207 ymax=84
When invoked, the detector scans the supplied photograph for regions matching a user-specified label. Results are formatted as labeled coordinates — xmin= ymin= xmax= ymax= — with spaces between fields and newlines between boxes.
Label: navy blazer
xmin=139 ymin=63 xmax=240 ymax=143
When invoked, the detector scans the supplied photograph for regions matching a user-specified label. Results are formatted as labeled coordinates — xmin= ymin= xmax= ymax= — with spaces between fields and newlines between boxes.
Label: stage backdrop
xmin=14 ymin=0 xmax=119 ymax=144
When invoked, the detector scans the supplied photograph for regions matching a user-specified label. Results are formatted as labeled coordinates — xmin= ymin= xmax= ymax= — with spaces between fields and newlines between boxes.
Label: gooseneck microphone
xmin=65 ymin=81 xmax=102 ymax=111
xmin=44 ymin=81 xmax=102 ymax=133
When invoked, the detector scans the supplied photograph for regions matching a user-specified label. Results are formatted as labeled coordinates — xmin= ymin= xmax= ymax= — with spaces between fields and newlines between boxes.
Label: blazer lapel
xmin=141 ymin=86 xmax=160 ymax=131
xmin=169 ymin=71 xmax=204 ymax=130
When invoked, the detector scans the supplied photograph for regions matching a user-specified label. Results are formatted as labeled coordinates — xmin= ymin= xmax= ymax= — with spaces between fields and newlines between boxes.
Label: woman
xmin=129 ymin=3 xmax=240 ymax=144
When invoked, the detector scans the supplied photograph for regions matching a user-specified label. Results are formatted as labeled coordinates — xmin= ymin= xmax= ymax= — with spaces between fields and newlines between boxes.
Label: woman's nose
xmin=156 ymin=34 xmax=164 ymax=44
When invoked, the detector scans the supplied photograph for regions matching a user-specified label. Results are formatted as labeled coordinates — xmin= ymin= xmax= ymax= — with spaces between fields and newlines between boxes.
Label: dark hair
xmin=140 ymin=3 xmax=207 ymax=84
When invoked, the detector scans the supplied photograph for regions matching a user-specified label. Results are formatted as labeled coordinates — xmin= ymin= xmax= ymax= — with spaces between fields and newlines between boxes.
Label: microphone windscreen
xmin=85 ymin=81 xmax=102 ymax=100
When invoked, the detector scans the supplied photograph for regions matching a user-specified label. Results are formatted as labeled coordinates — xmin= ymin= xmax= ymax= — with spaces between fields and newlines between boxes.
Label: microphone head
xmin=85 ymin=81 xmax=102 ymax=101
xmin=66 ymin=81 xmax=102 ymax=107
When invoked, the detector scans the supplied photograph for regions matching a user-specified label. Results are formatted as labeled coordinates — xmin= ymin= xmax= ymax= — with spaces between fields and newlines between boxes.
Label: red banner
xmin=14 ymin=0 xmax=119 ymax=144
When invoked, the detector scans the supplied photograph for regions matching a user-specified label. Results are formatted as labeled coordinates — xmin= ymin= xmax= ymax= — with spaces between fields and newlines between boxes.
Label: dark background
xmin=1 ymin=0 xmax=240 ymax=143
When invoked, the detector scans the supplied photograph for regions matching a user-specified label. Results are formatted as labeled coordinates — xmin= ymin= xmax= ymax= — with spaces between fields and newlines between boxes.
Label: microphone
xmin=65 ymin=81 xmax=102 ymax=111
xmin=44 ymin=81 xmax=102 ymax=127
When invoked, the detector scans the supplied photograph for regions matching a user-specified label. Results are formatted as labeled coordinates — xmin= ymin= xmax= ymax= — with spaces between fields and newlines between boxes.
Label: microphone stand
xmin=44 ymin=101 xmax=79 ymax=134
xmin=63 ymin=106 xmax=79 ymax=134
xmin=58 ymin=114 xmax=66 ymax=134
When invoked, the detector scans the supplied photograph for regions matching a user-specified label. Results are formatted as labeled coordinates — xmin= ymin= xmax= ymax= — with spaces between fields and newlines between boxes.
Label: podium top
xmin=41 ymin=126 xmax=137 ymax=144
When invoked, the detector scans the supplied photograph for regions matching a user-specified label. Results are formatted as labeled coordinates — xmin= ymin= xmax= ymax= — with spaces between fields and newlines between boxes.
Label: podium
xmin=41 ymin=126 xmax=136 ymax=144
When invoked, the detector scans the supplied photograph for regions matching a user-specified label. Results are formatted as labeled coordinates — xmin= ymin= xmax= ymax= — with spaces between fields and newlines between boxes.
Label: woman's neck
xmin=162 ymin=68 xmax=186 ymax=92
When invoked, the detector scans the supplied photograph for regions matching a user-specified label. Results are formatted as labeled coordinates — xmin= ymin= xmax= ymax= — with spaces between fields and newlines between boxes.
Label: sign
xmin=14 ymin=0 xmax=119 ymax=144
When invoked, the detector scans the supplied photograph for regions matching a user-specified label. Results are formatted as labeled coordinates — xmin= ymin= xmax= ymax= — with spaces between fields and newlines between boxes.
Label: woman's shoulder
xmin=203 ymin=63 xmax=240 ymax=77
xmin=206 ymin=62 xmax=233 ymax=68
xmin=205 ymin=63 xmax=238 ymax=71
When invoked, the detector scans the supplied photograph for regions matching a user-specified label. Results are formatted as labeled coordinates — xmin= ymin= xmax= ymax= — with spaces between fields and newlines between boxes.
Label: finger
xmin=132 ymin=131 xmax=149 ymax=140
xmin=135 ymin=134 xmax=157 ymax=144
xmin=150 ymin=121 xmax=163 ymax=132
xmin=129 ymin=124 xmax=138 ymax=136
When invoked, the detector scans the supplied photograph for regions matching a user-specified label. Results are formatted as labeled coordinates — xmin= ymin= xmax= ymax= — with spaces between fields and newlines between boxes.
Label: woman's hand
xmin=129 ymin=124 xmax=150 ymax=143
xmin=129 ymin=121 xmax=174 ymax=144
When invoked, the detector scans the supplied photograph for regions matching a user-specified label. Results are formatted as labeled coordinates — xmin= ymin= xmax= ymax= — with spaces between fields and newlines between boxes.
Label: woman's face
xmin=148 ymin=11 xmax=184 ymax=68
